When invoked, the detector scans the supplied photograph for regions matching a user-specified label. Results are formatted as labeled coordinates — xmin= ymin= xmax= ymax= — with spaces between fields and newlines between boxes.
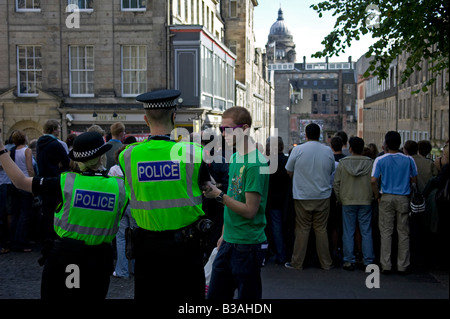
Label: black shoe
xmin=275 ymin=259 xmax=286 ymax=265
xmin=397 ymin=268 xmax=410 ymax=275
xmin=343 ymin=262 xmax=355 ymax=271
xmin=381 ymin=268 xmax=392 ymax=274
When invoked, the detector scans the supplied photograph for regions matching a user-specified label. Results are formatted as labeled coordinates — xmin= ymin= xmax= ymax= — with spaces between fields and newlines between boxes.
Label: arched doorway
xmin=8 ymin=120 xmax=42 ymax=142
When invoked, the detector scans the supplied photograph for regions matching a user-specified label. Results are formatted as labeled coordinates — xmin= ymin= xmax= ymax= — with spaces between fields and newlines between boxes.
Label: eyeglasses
xmin=219 ymin=124 xmax=245 ymax=134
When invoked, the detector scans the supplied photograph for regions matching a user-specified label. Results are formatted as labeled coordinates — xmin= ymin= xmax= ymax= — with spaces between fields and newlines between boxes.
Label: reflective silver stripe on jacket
xmin=54 ymin=173 xmax=126 ymax=237
xmin=123 ymin=143 xmax=202 ymax=211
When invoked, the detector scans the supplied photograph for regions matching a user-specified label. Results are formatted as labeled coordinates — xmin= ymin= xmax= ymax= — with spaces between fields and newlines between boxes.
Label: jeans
xmin=268 ymin=208 xmax=286 ymax=263
xmin=207 ymin=240 xmax=267 ymax=300
xmin=114 ymin=207 xmax=137 ymax=277
xmin=0 ymin=184 xmax=12 ymax=248
xmin=10 ymin=187 xmax=33 ymax=250
xmin=342 ymin=205 xmax=374 ymax=265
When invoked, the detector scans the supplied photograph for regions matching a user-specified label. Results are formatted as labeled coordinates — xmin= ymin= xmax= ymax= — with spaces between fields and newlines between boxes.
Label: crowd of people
xmin=0 ymin=97 xmax=449 ymax=299
xmin=265 ymin=130 xmax=449 ymax=275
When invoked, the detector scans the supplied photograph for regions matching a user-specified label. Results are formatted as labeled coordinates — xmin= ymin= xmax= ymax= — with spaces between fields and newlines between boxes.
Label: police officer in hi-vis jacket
xmin=0 ymin=131 xmax=129 ymax=299
xmin=119 ymin=89 xmax=213 ymax=300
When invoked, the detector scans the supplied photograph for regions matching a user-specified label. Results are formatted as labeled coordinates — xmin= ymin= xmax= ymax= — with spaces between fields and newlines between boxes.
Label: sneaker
xmin=284 ymin=262 xmax=301 ymax=270
xmin=112 ymin=271 xmax=128 ymax=279
xmin=321 ymin=264 xmax=335 ymax=271
xmin=343 ymin=262 xmax=355 ymax=271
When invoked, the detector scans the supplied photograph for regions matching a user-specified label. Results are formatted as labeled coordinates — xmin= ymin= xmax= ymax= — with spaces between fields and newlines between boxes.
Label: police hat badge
xmin=69 ymin=131 xmax=112 ymax=162
xmin=136 ymin=89 xmax=181 ymax=109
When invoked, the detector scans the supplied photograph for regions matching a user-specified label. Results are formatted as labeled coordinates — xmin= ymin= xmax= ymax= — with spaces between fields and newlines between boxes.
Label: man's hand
xmin=217 ymin=235 xmax=224 ymax=249
xmin=202 ymin=181 xmax=222 ymax=199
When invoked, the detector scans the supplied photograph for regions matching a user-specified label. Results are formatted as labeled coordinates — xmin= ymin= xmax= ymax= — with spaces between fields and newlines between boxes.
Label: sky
xmin=253 ymin=0 xmax=377 ymax=63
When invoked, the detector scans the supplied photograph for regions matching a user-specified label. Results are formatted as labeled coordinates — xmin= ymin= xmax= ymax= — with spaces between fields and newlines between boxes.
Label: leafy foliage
xmin=311 ymin=0 xmax=449 ymax=92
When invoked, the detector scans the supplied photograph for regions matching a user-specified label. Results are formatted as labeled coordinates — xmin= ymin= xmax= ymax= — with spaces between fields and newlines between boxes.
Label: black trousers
xmin=133 ymin=227 xmax=205 ymax=300
xmin=40 ymin=238 xmax=114 ymax=299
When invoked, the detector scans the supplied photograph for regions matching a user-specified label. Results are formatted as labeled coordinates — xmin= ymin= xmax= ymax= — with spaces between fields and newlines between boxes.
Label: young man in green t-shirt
xmin=203 ymin=106 xmax=269 ymax=299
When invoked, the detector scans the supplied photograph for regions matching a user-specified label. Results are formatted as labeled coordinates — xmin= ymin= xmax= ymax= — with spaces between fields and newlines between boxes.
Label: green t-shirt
xmin=223 ymin=149 xmax=269 ymax=244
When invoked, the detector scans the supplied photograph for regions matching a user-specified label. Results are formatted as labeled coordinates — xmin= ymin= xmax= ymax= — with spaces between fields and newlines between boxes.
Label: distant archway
xmin=8 ymin=120 xmax=42 ymax=142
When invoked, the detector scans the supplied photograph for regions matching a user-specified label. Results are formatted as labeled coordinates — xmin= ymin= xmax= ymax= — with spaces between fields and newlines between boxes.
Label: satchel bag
xmin=410 ymin=182 xmax=426 ymax=216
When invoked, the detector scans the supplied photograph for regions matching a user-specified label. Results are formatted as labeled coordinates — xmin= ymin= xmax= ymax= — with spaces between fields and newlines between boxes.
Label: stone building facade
xmin=265 ymin=8 xmax=296 ymax=64
xmin=0 ymin=0 xmax=274 ymax=146
xmin=356 ymin=52 xmax=448 ymax=154
xmin=264 ymin=7 xmax=356 ymax=152
xmin=220 ymin=0 xmax=274 ymax=146
xmin=273 ymin=60 xmax=356 ymax=150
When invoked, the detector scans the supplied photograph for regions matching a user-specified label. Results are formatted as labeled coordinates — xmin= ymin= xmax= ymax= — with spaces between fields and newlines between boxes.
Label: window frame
xmin=121 ymin=45 xmax=147 ymax=97
xmin=229 ymin=0 xmax=237 ymax=18
xmin=121 ymin=0 xmax=146 ymax=12
xmin=69 ymin=45 xmax=95 ymax=97
xmin=17 ymin=45 xmax=42 ymax=97
xmin=67 ymin=0 xmax=94 ymax=12
xmin=16 ymin=0 xmax=41 ymax=12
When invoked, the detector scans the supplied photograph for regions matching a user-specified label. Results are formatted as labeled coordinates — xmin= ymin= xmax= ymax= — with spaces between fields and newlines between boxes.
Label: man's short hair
xmin=403 ymin=140 xmax=418 ymax=155
xmin=145 ymin=107 xmax=176 ymax=124
xmin=349 ymin=136 xmax=365 ymax=155
xmin=110 ymin=122 xmax=125 ymax=137
xmin=144 ymin=108 xmax=175 ymax=123
xmin=335 ymin=131 xmax=348 ymax=145
xmin=222 ymin=106 xmax=252 ymax=127
xmin=305 ymin=123 xmax=321 ymax=141
xmin=384 ymin=131 xmax=401 ymax=151
xmin=266 ymin=136 xmax=284 ymax=155
xmin=418 ymin=140 xmax=432 ymax=157
xmin=330 ymin=136 xmax=343 ymax=152
xmin=43 ymin=119 xmax=60 ymax=134
xmin=87 ymin=124 xmax=105 ymax=136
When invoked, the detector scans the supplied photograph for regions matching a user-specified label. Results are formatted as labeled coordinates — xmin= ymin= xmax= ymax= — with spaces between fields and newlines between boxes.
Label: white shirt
xmin=285 ymin=141 xmax=335 ymax=200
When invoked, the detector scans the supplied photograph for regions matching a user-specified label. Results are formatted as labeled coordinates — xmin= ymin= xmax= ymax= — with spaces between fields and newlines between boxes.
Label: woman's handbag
xmin=410 ymin=182 xmax=426 ymax=216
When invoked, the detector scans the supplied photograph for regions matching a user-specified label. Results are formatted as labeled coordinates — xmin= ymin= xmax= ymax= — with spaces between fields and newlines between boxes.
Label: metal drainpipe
xmin=395 ymin=57 xmax=398 ymax=131
xmin=166 ymin=0 xmax=172 ymax=89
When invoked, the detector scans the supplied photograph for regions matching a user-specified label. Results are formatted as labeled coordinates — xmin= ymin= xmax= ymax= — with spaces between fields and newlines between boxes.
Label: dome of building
xmin=269 ymin=8 xmax=291 ymax=36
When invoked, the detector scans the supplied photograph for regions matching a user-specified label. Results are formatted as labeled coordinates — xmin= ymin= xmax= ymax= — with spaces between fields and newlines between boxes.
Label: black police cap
xmin=136 ymin=89 xmax=181 ymax=109
xmin=69 ymin=132 xmax=112 ymax=162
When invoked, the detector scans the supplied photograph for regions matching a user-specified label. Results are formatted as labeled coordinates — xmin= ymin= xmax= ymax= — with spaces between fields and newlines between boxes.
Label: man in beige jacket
xmin=334 ymin=136 xmax=376 ymax=271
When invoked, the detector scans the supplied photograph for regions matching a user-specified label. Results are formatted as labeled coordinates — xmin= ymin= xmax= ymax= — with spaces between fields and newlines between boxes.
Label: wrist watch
xmin=215 ymin=191 xmax=225 ymax=203
xmin=0 ymin=149 xmax=8 ymax=156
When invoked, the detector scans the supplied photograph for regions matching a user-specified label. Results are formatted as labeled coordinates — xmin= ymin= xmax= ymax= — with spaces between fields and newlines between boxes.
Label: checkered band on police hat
xmin=136 ymin=89 xmax=181 ymax=109
xmin=143 ymin=100 xmax=177 ymax=109
xmin=69 ymin=132 xmax=112 ymax=162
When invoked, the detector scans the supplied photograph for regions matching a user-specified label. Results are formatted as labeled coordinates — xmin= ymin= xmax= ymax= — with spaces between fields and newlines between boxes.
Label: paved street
xmin=0 ymin=246 xmax=448 ymax=300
